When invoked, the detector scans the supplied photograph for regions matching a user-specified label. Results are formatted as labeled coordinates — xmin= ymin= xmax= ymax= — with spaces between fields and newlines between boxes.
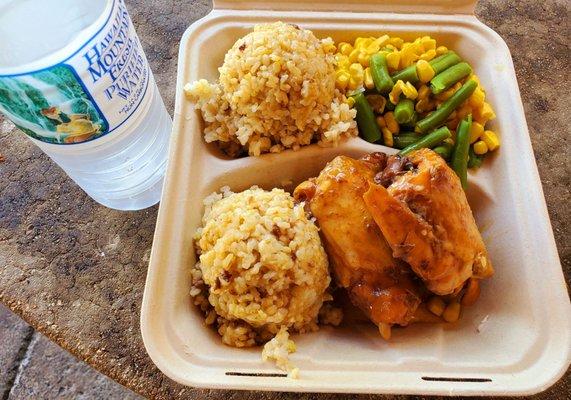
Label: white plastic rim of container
xmin=0 ymin=0 xmax=172 ymax=210
xmin=141 ymin=0 xmax=571 ymax=396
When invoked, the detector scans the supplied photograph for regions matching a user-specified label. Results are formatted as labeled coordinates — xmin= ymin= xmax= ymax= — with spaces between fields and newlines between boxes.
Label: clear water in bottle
xmin=0 ymin=0 xmax=172 ymax=210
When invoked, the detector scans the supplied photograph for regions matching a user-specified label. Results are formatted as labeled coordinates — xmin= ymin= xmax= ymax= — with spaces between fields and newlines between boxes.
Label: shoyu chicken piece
xmin=294 ymin=153 xmax=424 ymax=336
xmin=363 ymin=148 xmax=493 ymax=296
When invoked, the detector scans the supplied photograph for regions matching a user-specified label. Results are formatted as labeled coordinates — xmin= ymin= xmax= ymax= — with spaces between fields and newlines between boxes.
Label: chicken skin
xmin=294 ymin=154 xmax=424 ymax=335
xmin=363 ymin=149 xmax=494 ymax=296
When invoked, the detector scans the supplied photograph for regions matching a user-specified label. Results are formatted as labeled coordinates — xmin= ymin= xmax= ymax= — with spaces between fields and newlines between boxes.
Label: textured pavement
xmin=0 ymin=0 xmax=569 ymax=399
xmin=0 ymin=303 xmax=32 ymax=398
xmin=0 ymin=304 xmax=142 ymax=399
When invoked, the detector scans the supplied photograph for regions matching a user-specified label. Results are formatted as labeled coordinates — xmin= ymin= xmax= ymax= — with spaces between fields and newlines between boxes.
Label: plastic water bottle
xmin=0 ymin=0 xmax=172 ymax=210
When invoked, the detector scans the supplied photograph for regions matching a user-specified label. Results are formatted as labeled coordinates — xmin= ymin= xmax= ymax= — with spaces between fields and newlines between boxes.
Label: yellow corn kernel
xmin=405 ymin=54 xmax=420 ymax=68
xmin=469 ymin=86 xmax=485 ymax=108
xmin=469 ymin=74 xmax=481 ymax=86
xmin=338 ymin=42 xmax=353 ymax=56
xmin=415 ymin=40 xmax=425 ymax=53
xmin=364 ymin=37 xmax=375 ymax=49
xmin=427 ymin=296 xmax=446 ymax=317
xmin=469 ymin=121 xmax=484 ymax=143
xmin=339 ymin=61 xmax=351 ymax=71
xmin=376 ymin=115 xmax=386 ymax=129
xmin=372 ymin=34 xmax=390 ymax=49
xmin=443 ymin=302 xmax=461 ymax=323
xmin=436 ymin=45 xmax=448 ymax=55
xmin=399 ymin=48 xmax=419 ymax=69
xmin=473 ymin=114 xmax=486 ymax=126
xmin=385 ymin=44 xmax=397 ymax=51
xmin=417 ymin=84 xmax=431 ymax=100
xmin=358 ymin=51 xmax=370 ymax=67
xmin=349 ymin=62 xmax=364 ymax=79
xmin=480 ymin=102 xmax=496 ymax=121
xmin=365 ymin=41 xmax=381 ymax=55
xmin=384 ymin=112 xmax=400 ymax=134
xmin=473 ymin=140 xmax=488 ymax=155
xmin=419 ymin=49 xmax=437 ymax=61
xmin=382 ymin=127 xmax=394 ymax=147
xmin=346 ymin=96 xmax=355 ymax=107
xmin=386 ymin=51 xmax=401 ymax=71
xmin=348 ymin=77 xmax=360 ymax=90
xmin=337 ymin=53 xmax=351 ymax=68
xmin=335 ymin=68 xmax=348 ymax=78
xmin=403 ymin=81 xmax=419 ymax=99
xmin=335 ymin=76 xmax=349 ymax=91
xmin=389 ymin=80 xmax=416 ymax=104
xmin=389 ymin=81 xmax=403 ymax=104
xmin=349 ymin=62 xmax=363 ymax=74
xmin=420 ymin=36 xmax=437 ymax=51
xmin=400 ymin=42 xmax=412 ymax=52
xmin=364 ymin=67 xmax=374 ymax=90
xmin=388 ymin=37 xmax=404 ymax=49
xmin=335 ymin=72 xmax=350 ymax=90
xmin=416 ymin=59 xmax=435 ymax=83
xmin=403 ymin=40 xmax=421 ymax=54
xmin=348 ymin=48 xmax=361 ymax=63
xmin=436 ymin=81 xmax=462 ymax=101
xmin=482 ymin=130 xmax=500 ymax=151
xmin=355 ymin=37 xmax=373 ymax=49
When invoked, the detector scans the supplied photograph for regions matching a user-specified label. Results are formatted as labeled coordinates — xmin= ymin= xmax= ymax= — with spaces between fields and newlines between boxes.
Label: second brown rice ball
xmin=191 ymin=186 xmax=331 ymax=348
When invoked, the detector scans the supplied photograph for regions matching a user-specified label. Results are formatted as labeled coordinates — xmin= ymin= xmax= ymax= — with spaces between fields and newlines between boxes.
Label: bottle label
xmin=0 ymin=0 xmax=151 ymax=145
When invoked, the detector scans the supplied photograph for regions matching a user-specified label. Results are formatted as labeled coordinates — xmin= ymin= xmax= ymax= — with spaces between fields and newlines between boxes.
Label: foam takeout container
xmin=141 ymin=0 xmax=571 ymax=395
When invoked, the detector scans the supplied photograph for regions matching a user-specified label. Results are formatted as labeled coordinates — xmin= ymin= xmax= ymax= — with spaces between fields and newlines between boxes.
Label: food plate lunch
xmin=141 ymin=1 xmax=571 ymax=395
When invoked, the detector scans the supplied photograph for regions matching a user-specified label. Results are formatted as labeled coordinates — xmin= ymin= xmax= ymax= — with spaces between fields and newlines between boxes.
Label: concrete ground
xmin=0 ymin=303 xmax=140 ymax=399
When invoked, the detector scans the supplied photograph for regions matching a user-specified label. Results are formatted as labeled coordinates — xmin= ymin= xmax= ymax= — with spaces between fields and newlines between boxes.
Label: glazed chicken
xmin=294 ymin=153 xmax=425 ymax=338
xmin=295 ymin=149 xmax=493 ymax=339
xmin=363 ymin=149 xmax=494 ymax=295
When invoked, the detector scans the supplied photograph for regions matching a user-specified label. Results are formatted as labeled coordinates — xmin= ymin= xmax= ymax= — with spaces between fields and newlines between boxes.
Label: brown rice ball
xmin=184 ymin=21 xmax=356 ymax=156
xmin=191 ymin=186 xmax=331 ymax=348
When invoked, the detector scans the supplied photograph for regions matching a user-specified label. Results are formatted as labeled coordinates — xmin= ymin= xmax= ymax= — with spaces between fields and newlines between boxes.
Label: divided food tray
xmin=141 ymin=4 xmax=571 ymax=395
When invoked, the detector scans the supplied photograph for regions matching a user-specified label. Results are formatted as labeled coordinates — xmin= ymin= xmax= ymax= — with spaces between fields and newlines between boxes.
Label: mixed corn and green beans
xmin=334 ymin=35 xmax=500 ymax=184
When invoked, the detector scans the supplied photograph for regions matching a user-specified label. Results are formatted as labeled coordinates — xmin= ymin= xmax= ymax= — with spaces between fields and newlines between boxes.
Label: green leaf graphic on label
xmin=0 ymin=65 xmax=108 ymax=144
xmin=0 ymin=79 xmax=56 ymax=131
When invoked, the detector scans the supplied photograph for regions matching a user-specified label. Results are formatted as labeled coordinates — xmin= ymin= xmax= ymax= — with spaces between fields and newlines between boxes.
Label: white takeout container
xmin=141 ymin=0 xmax=571 ymax=395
